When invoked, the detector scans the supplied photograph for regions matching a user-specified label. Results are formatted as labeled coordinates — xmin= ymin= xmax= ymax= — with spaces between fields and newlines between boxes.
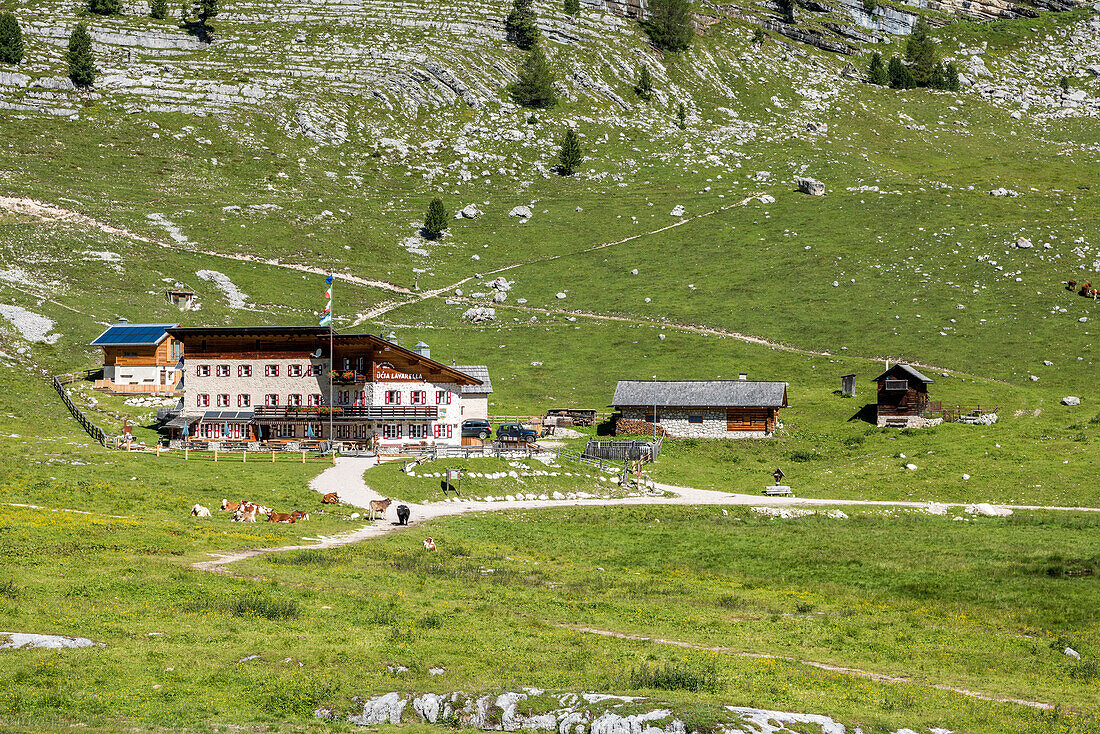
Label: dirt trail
xmin=556 ymin=625 xmax=1058 ymax=711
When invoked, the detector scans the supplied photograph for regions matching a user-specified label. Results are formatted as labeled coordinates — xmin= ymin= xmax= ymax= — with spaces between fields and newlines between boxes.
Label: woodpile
xmin=615 ymin=418 xmax=669 ymax=437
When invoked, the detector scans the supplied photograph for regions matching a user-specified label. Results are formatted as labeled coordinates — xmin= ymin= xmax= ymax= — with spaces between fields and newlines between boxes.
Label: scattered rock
xmin=457 ymin=204 xmax=481 ymax=219
xmin=990 ymin=188 xmax=1019 ymax=197
xmin=555 ymin=292 xmax=567 ymax=299
xmin=1062 ymin=396 xmax=1081 ymax=406
xmin=508 ymin=205 xmax=532 ymax=218
xmin=965 ymin=503 xmax=1012 ymax=517
xmin=670 ymin=204 xmax=685 ymax=217
xmin=1065 ymin=647 xmax=1082 ymax=659
xmin=462 ymin=307 xmax=496 ymax=322
xmin=0 ymin=633 xmax=100 ymax=650
xmin=1015 ymin=237 xmax=1033 ymax=249
xmin=796 ymin=177 xmax=825 ymax=196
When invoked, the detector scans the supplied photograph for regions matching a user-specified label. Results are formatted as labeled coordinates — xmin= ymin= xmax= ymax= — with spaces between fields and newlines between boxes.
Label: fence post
xmin=272 ymin=450 xmax=276 ymax=463
xmin=214 ymin=449 xmax=218 ymax=462
xmin=242 ymin=450 xmax=246 ymax=463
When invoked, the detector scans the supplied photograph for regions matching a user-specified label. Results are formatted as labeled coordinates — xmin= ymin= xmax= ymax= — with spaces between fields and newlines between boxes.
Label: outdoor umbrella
xmin=305 ymin=423 xmax=315 ymax=439
xmin=223 ymin=422 xmax=230 ymax=438
xmin=180 ymin=423 xmax=189 ymax=438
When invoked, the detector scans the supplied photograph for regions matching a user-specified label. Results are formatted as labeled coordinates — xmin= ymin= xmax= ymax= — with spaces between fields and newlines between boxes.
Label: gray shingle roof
xmin=871 ymin=364 xmax=933 ymax=384
xmin=613 ymin=380 xmax=788 ymax=409
xmin=453 ymin=365 xmax=492 ymax=394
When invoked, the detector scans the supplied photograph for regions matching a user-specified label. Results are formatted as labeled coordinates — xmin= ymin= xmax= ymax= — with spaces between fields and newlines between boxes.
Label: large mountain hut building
xmin=612 ymin=377 xmax=789 ymax=438
xmin=162 ymin=326 xmax=491 ymax=448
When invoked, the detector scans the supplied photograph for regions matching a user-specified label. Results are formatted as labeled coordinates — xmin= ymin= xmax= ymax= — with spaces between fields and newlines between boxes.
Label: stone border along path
xmin=189 ymin=456 xmax=1099 ymax=712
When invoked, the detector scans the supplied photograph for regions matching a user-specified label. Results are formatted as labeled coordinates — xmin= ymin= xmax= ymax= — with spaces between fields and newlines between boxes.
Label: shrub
xmin=752 ymin=27 xmax=765 ymax=44
xmin=1059 ymin=76 xmax=1070 ymax=92
xmin=862 ymin=0 xmax=876 ymax=12
xmin=0 ymin=12 xmax=24 ymax=65
xmin=629 ymin=660 xmax=720 ymax=692
xmin=634 ymin=65 xmax=653 ymax=101
xmin=88 ymin=0 xmax=122 ymax=15
xmin=417 ymin=612 xmax=443 ymax=629
xmin=67 ymin=23 xmax=96 ymax=87
xmin=229 ymin=593 xmax=299 ymax=620
xmin=716 ymin=594 xmax=747 ymax=610
xmin=150 ymin=0 xmax=169 ymax=19
xmin=423 ymin=197 xmax=447 ymax=240
xmin=0 ymin=580 xmax=18 ymax=600
xmin=676 ymin=101 xmax=686 ymax=129
xmin=786 ymin=449 xmax=816 ymax=462
xmin=795 ymin=601 xmax=816 ymax=613
xmin=563 ymin=0 xmax=580 ymax=15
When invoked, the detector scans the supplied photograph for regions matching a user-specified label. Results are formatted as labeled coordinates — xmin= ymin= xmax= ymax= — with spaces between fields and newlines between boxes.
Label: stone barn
xmin=612 ymin=379 xmax=788 ymax=438
xmin=873 ymin=363 xmax=934 ymax=427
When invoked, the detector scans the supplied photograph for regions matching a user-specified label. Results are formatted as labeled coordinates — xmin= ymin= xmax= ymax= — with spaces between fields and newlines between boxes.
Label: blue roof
xmin=90 ymin=323 xmax=178 ymax=347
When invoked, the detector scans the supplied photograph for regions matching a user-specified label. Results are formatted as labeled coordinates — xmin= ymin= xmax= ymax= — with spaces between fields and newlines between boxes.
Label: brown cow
xmin=268 ymin=512 xmax=296 ymax=523
xmin=221 ymin=499 xmax=241 ymax=512
xmin=290 ymin=510 xmax=310 ymax=521
xmin=368 ymin=498 xmax=392 ymax=521
xmin=322 ymin=492 xmax=339 ymax=504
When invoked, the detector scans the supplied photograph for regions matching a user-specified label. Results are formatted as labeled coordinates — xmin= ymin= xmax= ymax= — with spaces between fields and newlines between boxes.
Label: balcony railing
xmin=253 ymin=405 xmax=439 ymax=421
xmin=329 ymin=370 xmax=370 ymax=385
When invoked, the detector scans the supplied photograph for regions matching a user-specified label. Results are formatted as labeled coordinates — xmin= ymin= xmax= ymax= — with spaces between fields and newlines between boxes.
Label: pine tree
xmin=67 ymin=23 xmax=96 ymax=87
xmin=645 ymin=0 xmax=692 ymax=52
xmin=509 ymin=45 xmax=557 ymax=108
xmin=676 ymin=101 xmax=686 ymax=129
xmin=150 ymin=0 xmax=169 ymax=19
xmin=563 ymin=0 xmax=580 ymax=16
xmin=904 ymin=17 xmax=937 ymax=86
xmin=423 ymin=198 xmax=447 ymax=240
xmin=0 ymin=12 xmax=24 ymax=65
xmin=943 ymin=60 xmax=960 ymax=92
xmin=88 ymin=0 xmax=122 ymax=15
xmin=193 ymin=0 xmax=218 ymax=39
xmin=868 ymin=51 xmax=888 ymax=85
xmin=556 ymin=128 xmax=582 ymax=175
xmin=751 ymin=27 xmax=765 ymax=45
xmin=929 ymin=61 xmax=947 ymax=90
xmin=634 ymin=66 xmax=653 ymax=101
xmin=505 ymin=0 xmax=540 ymax=50
xmin=887 ymin=56 xmax=915 ymax=89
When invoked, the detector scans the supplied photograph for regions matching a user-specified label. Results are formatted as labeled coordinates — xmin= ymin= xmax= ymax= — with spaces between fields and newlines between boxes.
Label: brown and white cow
xmin=368 ymin=498 xmax=392 ymax=521
xmin=322 ymin=492 xmax=339 ymax=504
xmin=268 ymin=512 xmax=296 ymax=524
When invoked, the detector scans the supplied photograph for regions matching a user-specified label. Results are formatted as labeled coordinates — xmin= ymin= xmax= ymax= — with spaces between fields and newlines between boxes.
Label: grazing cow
xmin=322 ymin=492 xmax=339 ymax=504
xmin=221 ymin=499 xmax=241 ymax=512
xmin=232 ymin=507 xmax=257 ymax=522
xmin=368 ymin=498 xmax=392 ymax=521
xmin=290 ymin=510 xmax=310 ymax=521
xmin=423 ymin=536 xmax=436 ymax=551
xmin=191 ymin=504 xmax=211 ymax=517
xmin=268 ymin=512 xmax=296 ymax=523
xmin=396 ymin=504 xmax=410 ymax=525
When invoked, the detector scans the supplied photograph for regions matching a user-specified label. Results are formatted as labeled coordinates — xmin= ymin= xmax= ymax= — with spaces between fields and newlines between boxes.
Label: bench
xmin=763 ymin=486 xmax=793 ymax=496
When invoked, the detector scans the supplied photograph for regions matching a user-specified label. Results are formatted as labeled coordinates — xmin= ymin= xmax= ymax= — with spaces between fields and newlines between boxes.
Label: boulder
xmin=457 ymin=204 xmax=481 ymax=219
xmin=965 ymin=503 xmax=1012 ymax=517
xmin=489 ymin=277 xmax=512 ymax=291
xmin=1066 ymin=647 xmax=1082 ymax=659
xmin=670 ymin=204 xmax=685 ymax=217
xmin=797 ymin=177 xmax=826 ymax=196
xmin=1062 ymin=396 xmax=1081 ymax=406
xmin=461 ymin=306 xmax=496 ymax=322
xmin=1015 ymin=237 xmax=1033 ymax=248
xmin=555 ymin=292 xmax=567 ymax=299
xmin=508 ymin=205 xmax=532 ymax=218
xmin=1087 ymin=64 xmax=1100 ymax=78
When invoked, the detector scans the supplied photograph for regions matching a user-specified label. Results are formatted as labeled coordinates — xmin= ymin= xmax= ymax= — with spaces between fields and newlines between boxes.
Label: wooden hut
xmin=872 ymin=364 xmax=934 ymax=427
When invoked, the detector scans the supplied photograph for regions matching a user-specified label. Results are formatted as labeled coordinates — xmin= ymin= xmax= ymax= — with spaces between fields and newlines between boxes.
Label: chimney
xmin=384 ymin=331 xmax=398 ymax=344
xmin=738 ymin=372 xmax=748 ymax=381
xmin=413 ymin=341 xmax=431 ymax=360
xmin=117 ymin=317 xmax=129 ymax=324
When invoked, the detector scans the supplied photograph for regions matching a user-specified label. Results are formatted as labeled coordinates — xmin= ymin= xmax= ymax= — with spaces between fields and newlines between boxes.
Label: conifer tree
xmin=676 ymin=101 xmax=686 ymax=129
xmin=193 ymin=0 xmax=218 ymax=39
xmin=0 ymin=12 xmax=24 ymax=65
xmin=904 ymin=17 xmax=937 ymax=86
xmin=634 ymin=66 xmax=653 ymax=101
xmin=509 ymin=45 xmax=557 ymax=108
xmin=556 ymin=128 xmax=582 ymax=175
xmin=67 ymin=23 xmax=96 ymax=87
xmin=150 ymin=0 xmax=169 ymax=19
xmin=887 ymin=56 xmax=915 ymax=89
xmin=645 ymin=0 xmax=692 ymax=52
xmin=943 ymin=60 xmax=960 ymax=92
xmin=868 ymin=51 xmax=888 ymax=85
xmin=88 ymin=0 xmax=122 ymax=15
xmin=563 ymin=0 xmax=580 ymax=16
xmin=423 ymin=198 xmax=447 ymax=240
xmin=505 ymin=0 xmax=540 ymax=49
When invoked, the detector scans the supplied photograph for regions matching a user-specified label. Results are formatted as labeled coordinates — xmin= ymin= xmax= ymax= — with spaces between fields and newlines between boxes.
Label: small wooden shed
xmin=872 ymin=364 xmax=933 ymax=428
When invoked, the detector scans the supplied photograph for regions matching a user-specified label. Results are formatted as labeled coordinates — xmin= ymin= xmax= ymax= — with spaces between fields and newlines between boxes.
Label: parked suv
xmin=496 ymin=422 xmax=538 ymax=442
xmin=461 ymin=419 xmax=492 ymax=439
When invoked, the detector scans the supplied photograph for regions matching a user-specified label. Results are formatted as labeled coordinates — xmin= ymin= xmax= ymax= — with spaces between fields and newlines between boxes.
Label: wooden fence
xmin=52 ymin=375 xmax=108 ymax=446
xmin=583 ymin=437 xmax=663 ymax=463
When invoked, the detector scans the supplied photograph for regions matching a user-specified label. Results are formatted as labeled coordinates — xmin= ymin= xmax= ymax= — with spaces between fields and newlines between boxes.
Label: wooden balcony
xmin=253 ymin=405 xmax=438 ymax=421
xmin=94 ymin=379 xmax=182 ymax=395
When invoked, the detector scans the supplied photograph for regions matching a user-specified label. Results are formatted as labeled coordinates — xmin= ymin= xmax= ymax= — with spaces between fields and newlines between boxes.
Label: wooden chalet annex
xmin=613 ymin=378 xmax=788 ymax=438
xmin=163 ymin=326 xmax=491 ymax=447
xmin=89 ymin=319 xmax=183 ymax=395
xmin=873 ymin=363 xmax=934 ymax=428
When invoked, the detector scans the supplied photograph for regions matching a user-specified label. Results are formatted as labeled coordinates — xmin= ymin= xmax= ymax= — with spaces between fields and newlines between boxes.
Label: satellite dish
xmin=312 ymin=348 xmax=322 ymax=358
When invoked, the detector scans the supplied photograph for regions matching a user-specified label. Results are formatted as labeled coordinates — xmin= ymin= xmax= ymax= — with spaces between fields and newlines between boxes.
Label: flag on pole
xmin=319 ymin=273 xmax=333 ymax=326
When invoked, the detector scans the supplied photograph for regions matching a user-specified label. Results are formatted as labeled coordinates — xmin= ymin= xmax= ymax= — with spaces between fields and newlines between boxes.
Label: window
xmin=382 ymin=424 xmax=399 ymax=439
xmin=288 ymin=364 xmax=302 ymax=377
xmin=215 ymin=364 xmax=230 ymax=377
xmin=287 ymin=394 xmax=302 ymax=407
xmin=340 ymin=390 xmax=351 ymax=405
xmin=688 ymin=415 xmax=703 ymax=424
xmin=409 ymin=424 xmax=429 ymax=439
xmin=384 ymin=390 xmax=402 ymax=405
xmin=411 ymin=390 xmax=426 ymax=405
xmin=304 ymin=364 xmax=315 ymax=377
xmin=645 ymin=411 xmax=661 ymax=423
xmin=307 ymin=393 xmax=321 ymax=407
xmin=265 ymin=394 xmax=279 ymax=407
xmin=170 ymin=341 xmax=182 ymax=360
xmin=884 ymin=379 xmax=908 ymax=391
xmin=195 ymin=365 xmax=211 ymax=377
xmin=196 ymin=393 xmax=210 ymax=407
xmin=265 ymin=364 xmax=279 ymax=377
xmin=238 ymin=365 xmax=252 ymax=377
xmin=216 ymin=394 xmax=230 ymax=407
xmin=237 ymin=394 xmax=251 ymax=408
xmin=435 ymin=390 xmax=452 ymax=405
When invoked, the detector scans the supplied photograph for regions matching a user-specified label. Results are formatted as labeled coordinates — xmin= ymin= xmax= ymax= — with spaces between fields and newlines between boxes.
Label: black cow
xmin=396 ymin=504 xmax=410 ymax=526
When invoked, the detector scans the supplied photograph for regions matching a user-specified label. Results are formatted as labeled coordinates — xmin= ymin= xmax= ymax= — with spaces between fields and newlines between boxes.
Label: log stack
xmin=615 ymin=418 xmax=669 ymax=437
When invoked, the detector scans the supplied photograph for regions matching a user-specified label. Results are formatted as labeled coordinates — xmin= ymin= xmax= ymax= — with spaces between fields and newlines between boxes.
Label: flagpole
xmin=328 ymin=274 xmax=334 ymax=453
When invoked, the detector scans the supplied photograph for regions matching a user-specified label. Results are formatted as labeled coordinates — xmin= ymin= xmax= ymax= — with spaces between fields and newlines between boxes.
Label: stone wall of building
xmin=185 ymin=357 xmax=330 ymax=409
xmin=620 ymin=408 xmax=775 ymax=439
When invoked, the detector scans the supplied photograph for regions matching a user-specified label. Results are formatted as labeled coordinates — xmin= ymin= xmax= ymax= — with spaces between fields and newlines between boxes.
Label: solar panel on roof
xmin=91 ymin=323 xmax=177 ymax=346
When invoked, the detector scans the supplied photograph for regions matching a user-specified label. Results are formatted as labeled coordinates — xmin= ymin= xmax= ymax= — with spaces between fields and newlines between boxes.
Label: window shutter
xmin=447 ymin=392 xmax=452 ymax=405
xmin=446 ymin=424 xmax=453 ymax=438
xmin=397 ymin=424 xmax=403 ymax=439
xmin=396 ymin=391 xmax=401 ymax=405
